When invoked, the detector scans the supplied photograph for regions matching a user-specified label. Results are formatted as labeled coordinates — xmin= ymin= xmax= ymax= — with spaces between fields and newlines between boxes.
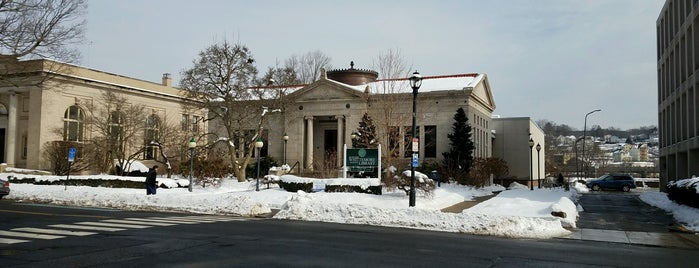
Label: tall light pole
xmin=188 ymin=137 xmax=196 ymax=192
xmin=283 ymin=133 xmax=288 ymax=165
xmin=536 ymin=143 xmax=541 ymax=189
xmin=582 ymin=109 xmax=601 ymax=179
xmin=574 ymin=137 xmax=583 ymax=180
xmin=408 ymin=71 xmax=422 ymax=207
xmin=255 ymin=137 xmax=264 ymax=191
xmin=528 ymin=136 xmax=535 ymax=190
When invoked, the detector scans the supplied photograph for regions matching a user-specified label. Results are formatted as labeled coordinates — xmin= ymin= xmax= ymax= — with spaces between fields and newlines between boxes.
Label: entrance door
xmin=324 ymin=129 xmax=337 ymax=166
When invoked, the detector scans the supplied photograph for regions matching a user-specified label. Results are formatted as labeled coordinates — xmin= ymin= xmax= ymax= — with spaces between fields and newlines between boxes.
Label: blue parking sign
xmin=68 ymin=147 xmax=76 ymax=162
xmin=411 ymin=153 xmax=418 ymax=167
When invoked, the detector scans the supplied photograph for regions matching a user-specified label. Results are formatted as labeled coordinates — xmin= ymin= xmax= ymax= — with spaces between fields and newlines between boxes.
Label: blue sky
xmin=78 ymin=0 xmax=664 ymax=130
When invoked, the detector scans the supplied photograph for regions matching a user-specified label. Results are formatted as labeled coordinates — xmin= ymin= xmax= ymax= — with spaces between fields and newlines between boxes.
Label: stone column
xmin=305 ymin=116 xmax=314 ymax=171
xmin=336 ymin=115 xmax=344 ymax=167
xmin=5 ymin=91 xmax=17 ymax=167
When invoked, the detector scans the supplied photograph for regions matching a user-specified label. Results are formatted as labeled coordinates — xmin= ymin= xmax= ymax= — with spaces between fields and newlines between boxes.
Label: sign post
xmin=65 ymin=147 xmax=75 ymax=190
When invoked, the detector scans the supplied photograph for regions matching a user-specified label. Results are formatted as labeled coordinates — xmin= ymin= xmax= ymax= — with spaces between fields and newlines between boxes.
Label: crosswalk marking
xmin=1 ymin=215 xmax=253 ymax=245
xmin=11 ymin=227 xmax=96 ymax=236
xmin=0 ymin=230 xmax=64 ymax=240
xmin=49 ymin=224 xmax=126 ymax=232
xmin=101 ymin=219 xmax=175 ymax=226
xmin=124 ymin=218 xmax=198 ymax=224
xmin=0 ymin=237 xmax=30 ymax=244
xmin=75 ymin=221 xmax=152 ymax=229
xmin=147 ymin=217 xmax=219 ymax=223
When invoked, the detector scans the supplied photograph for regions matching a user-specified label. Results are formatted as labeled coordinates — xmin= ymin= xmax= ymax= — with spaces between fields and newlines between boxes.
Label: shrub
xmin=667 ymin=178 xmax=699 ymax=209
xmin=279 ymin=180 xmax=313 ymax=193
xmin=325 ymin=185 xmax=382 ymax=195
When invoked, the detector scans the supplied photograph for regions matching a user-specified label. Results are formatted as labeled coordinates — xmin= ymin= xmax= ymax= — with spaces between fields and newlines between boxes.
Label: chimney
xmin=162 ymin=73 xmax=172 ymax=87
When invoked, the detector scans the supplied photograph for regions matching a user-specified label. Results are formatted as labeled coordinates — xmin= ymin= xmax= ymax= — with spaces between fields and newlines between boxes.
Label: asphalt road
xmin=577 ymin=189 xmax=675 ymax=232
xmin=1 ymin=200 xmax=698 ymax=267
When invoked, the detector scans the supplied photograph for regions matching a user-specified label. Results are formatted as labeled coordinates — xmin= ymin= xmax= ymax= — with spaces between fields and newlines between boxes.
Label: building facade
xmin=492 ymin=117 xmax=545 ymax=187
xmin=235 ymin=67 xmax=497 ymax=175
xmin=1 ymin=60 xmax=545 ymax=182
xmin=657 ymin=0 xmax=699 ymax=190
xmin=0 ymin=59 xmax=203 ymax=172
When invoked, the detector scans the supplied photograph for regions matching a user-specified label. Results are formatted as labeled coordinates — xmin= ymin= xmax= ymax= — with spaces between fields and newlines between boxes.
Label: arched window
xmin=63 ymin=105 xmax=85 ymax=141
xmin=144 ymin=115 xmax=160 ymax=160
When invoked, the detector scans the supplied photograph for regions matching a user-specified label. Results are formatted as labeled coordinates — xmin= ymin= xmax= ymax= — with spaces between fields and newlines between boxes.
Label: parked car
xmin=0 ymin=178 xmax=10 ymax=199
xmin=586 ymin=174 xmax=636 ymax=192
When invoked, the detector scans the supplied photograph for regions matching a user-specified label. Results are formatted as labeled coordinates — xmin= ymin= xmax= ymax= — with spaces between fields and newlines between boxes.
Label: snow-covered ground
xmin=2 ymin=170 xmax=698 ymax=239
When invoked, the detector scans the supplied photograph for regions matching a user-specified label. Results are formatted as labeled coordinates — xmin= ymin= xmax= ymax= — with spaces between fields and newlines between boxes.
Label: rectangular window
xmin=181 ymin=114 xmax=189 ymax=131
xmin=388 ymin=126 xmax=400 ymax=158
xmin=192 ymin=115 xmax=199 ymax=132
xmin=424 ymin=125 xmax=437 ymax=158
xmin=21 ymin=134 xmax=27 ymax=159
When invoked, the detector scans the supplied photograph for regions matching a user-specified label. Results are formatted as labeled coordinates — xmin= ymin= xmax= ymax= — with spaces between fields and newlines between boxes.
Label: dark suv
xmin=586 ymin=174 xmax=636 ymax=192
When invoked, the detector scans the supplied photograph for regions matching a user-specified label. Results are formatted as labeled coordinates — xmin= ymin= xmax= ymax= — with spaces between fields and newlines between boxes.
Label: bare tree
xmin=180 ymin=39 xmax=264 ymax=182
xmin=0 ymin=0 xmax=86 ymax=93
xmin=284 ymin=50 xmax=332 ymax=83
xmin=0 ymin=0 xmax=86 ymax=62
xmin=147 ymin=114 xmax=189 ymax=178
xmin=367 ymin=49 xmax=414 ymax=173
xmin=84 ymin=91 xmax=148 ymax=175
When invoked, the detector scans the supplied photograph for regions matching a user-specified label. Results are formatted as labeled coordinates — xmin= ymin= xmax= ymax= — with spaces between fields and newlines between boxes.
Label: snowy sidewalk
xmin=440 ymin=193 xmax=498 ymax=213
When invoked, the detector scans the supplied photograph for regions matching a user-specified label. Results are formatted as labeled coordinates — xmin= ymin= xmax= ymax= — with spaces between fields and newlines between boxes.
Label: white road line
xmin=49 ymin=224 xmax=125 ymax=232
xmin=0 ymin=237 xmax=30 ymax=244
xmin=125 ymin=218 xmax=197 ymax=224
xmin=11 ymin=227 xmax=96 ymax=236
xmin=148 ymin=217 xmax=218 ymax=223
xmin=75 ymin=221 xmax=152 ymax=229
xmin=101 ymin=219 xmax=174 ymax=226
xmin=0 ymin=230 xmax=64 ymax=240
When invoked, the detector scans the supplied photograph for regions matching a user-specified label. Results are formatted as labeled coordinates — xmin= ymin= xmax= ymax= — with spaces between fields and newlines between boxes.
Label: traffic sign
xmin=68 ymin=147 xmax=76 ymax=162
xmin=411 ymin=153 xmax=418 ymax=167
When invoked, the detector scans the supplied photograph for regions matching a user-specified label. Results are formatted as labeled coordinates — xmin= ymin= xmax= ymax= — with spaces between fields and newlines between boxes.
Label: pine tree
xmin=352 ymin=112 xmax=378 ymax=148
xmin=441 ymin=107 xmax=474 ymax=184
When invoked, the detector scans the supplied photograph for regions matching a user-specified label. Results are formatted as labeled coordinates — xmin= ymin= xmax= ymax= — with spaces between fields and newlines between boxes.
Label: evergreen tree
xmin=441 ymin=107 xmax=474 ymax=184
xmin=352 ymin=112 xmax=378 ymax=148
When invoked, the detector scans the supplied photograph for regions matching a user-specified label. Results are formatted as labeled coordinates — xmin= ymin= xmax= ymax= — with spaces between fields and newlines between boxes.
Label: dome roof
xmin=327 ymin=61 xmax=378 ymax=86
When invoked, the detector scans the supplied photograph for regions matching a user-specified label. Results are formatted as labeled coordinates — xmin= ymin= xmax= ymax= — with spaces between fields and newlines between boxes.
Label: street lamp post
xmin=188 ymin=137 xmax=196 ymax=192
xmin=283 ymin=133 xmax=288 ymax=165
xmin=536 ymin=143 xmax=541 ymax=189
xmin=408 ymin=71 xmax=422 ymax=207
xmin=255 ymin=137 xmax=264 ymax=191
xmin=582 ymin=109 xmax=601 ymax=179
xmin=528 ymin=136 xmax=535 ymax=190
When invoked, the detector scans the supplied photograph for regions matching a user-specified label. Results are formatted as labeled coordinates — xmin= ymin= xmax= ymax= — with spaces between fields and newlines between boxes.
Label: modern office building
xmin=492 ymin=117 xmax=545 ymax=187
xmin=657 ymin=0 xmax=699 ymax=190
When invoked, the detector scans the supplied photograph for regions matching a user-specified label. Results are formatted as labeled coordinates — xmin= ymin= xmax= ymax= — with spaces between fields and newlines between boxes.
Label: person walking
xmin=146 ymin=165 xmax=158 ymax=195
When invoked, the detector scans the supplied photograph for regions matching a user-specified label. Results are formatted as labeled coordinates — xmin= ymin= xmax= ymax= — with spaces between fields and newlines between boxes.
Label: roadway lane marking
xmin=101 ymin=219 xmax=175 ymax=226
xmin=0 ymin=237 xmax=29 ymax=244
xmin=49 ymin=224 xmax=126 ymax=232
xmin=0 ymin=230 xmax=65 ymax=240
xmin=125 ymin=218 xmax=198 ymax=224
xmin=0 ymin=209 xmax=110 ymax=219
xmin=11 ymin=227 xmax=96 ymax=236
xmin=75 ymin=221 xmax=152 ymax=229
xmin=147 ymin=217 xmax=219 ymax=223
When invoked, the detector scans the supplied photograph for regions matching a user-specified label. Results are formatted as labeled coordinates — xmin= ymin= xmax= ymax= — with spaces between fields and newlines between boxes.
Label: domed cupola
xmin=327 ymin=61 xmax=378 ymax=86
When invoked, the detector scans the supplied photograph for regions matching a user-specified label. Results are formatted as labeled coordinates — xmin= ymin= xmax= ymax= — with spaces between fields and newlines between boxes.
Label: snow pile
xmin=640 ymin=191 xmax=699 ymax=232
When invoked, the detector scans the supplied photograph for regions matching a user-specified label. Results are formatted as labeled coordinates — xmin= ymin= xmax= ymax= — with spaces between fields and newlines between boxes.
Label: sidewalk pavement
xmin=440 ymin=194 xmax=497 ymax=213
xmin=559 ymin=228 xmax=699 ymax=249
